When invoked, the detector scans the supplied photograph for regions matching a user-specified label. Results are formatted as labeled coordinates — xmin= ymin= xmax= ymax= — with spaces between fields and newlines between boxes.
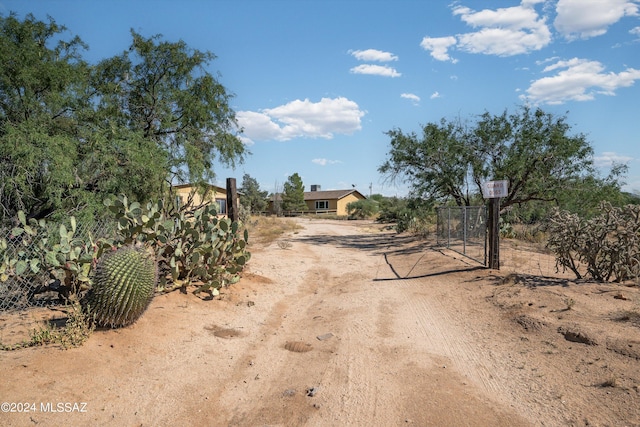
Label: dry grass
xmin=0 ymin=298 xmax=94 ymax=351
xmin=510 ymin=223 xmax=548 ymax=244
xmin=246 ymin=216 xmax=303 ymax=246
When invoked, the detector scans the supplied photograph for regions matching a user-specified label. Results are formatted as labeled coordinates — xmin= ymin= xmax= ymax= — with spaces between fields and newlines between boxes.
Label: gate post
xmin=462 ymin=207 xmax=467 ymax=255
xmin=447 ymin=208 xmax=451 ymax=248
xmin=488 ymin=198 xmax=500 ymax=269
xmin=226 ymin=177 xmax=239 ymax=222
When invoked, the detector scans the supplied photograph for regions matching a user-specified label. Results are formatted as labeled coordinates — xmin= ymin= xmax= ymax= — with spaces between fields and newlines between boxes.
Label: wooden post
xmin=487 ymin=197 xmax=500 ymax=269
xmin=226 ymin=178 xmax=239 ymax=222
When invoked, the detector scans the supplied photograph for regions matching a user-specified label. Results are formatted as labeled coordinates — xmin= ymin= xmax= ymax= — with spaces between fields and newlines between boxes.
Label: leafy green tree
xmin=240 ymin=173 xmax=268 ymax=214
xmin=0 ymin=13 xmax=89 ymax=221
xmin=0 ymin=14 xmax=245 ymax=223
xmin=281 ymin=173 xmax=306 ymax=212
xmin=91 ymin=30 xmax=245 ymax=186
xmin=380 ymin=119 xmax=473 ymax=206
xmin=379 ymin=107 xmax=621 ymax=212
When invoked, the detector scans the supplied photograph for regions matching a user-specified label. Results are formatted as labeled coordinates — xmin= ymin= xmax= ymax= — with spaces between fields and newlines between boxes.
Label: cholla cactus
xmin=547 ymin=203 xmax=640 ymax=282
xmin=87 ymin=246 xmax=157 ymax=328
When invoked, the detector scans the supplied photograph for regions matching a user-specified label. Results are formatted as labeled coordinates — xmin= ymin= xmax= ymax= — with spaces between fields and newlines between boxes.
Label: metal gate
xmin=436 ymin=206 xmax=487 ymax=265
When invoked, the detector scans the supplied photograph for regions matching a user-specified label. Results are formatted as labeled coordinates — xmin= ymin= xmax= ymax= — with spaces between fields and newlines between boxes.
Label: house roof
xmin=303 ymin=189 xmax=365 ymax=201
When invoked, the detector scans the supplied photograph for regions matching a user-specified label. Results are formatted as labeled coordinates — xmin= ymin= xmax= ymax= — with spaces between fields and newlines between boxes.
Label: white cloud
xmin=554 ymin=0 xmax=639 ymax=40
xmin=535 ymin=56 xmax=560 ymax=66
xmin=312 ymin=158 xmax=342 ymax=166
xmin=452 ymin=2 xmax=551 ymax=56
xmin=236 ymin=110 xmax=284 ymax=142
xmin=421 ymin=1 xmax=550 ymax=60
xmin=237 ymin=97 xmax=365 ymax=143
xmin=350 ymin=49 xmax=398 ymax=62
xmin=420 ymin=36 xmax=458 ymax=62
xmin=430 ymin=91 xmax=442 ymax=99
xmin=631 ymin=26 xmax=640 ymax=38
xmin=350 ymin=64 xmax=401 ymax=77
xmin=400 ymin=93 xmax=421 ymax=104
xmin=594 ymin=152 xmax=634 ymax=168
xmin=521 ymin=57 xmax=640 ymax=104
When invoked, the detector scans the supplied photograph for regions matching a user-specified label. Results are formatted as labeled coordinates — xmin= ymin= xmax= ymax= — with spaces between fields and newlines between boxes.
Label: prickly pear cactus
xmin=88 ymin=246 xmax=157 ymax=328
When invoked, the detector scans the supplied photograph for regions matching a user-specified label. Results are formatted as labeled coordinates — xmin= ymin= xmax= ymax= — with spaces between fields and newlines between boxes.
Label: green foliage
xmin=0 ymin=14 xmax=245 ymax=224
xmin=346 ymin=199 xmax=379 ymax=219
xmin=377 ymin=197 xmax=434 ymax=234
xmin=92 ymin=30 xmax=245 ymax=185
xmin=282 ymin=173 xmax=307 ymax=212
xmin=380 ymin=119 xmax=472 ymax=206
xmin=1 ymin=191 xmax=252 ymax=306
xmin=88 ymin=245 xmax=157 ymax=328
xmin=547 ymin=203 xmax=640 ymax=282
xmin=499 ymin=218 xmax=515 ymax=238
xmin=104 ymin=194 xmax=251 ymax=297
xmin=0 ymin=211 xmax=97 ymax=300
xmin=379 ymin=106 xmax=620 ymax=213
xmin=0 ymin=13 xmax=89 ymax=222
xmin=240 ymin=173 xmax=268 ymax=214
xmin=376 ymin=197 xmax=407 ymax=224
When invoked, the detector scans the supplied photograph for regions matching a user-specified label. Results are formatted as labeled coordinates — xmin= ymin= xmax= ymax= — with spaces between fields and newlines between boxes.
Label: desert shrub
xmin=346 ymin=199 xmax=379 ymax=220
xmin=547 ymin=202 xmax=640 ymax=282
xmin=377 ymin=197 xmax=434 ymax=235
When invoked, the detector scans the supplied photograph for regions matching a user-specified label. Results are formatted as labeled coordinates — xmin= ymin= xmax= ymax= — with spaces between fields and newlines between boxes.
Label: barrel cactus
xmin=88 ymin=246 xmax=157 ymax=328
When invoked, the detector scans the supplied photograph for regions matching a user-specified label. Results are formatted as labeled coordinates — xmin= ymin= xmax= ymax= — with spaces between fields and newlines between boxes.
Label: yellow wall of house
xmin=173 ymin=185 xmax=228 ymax=215
xmin=304 ymin=193 xmax=365 ymax=216
xmin=336 ymin=193 xmax=364 ymax=216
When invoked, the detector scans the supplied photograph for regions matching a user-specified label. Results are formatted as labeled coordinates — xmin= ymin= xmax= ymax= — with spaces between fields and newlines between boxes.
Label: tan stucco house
xmin=269 ymin=186 xmax=367 ymax=216
xmin=172 ymin=183 xmax=229 ymax=216
xmin=303 ymin=188 xmax=366 ymax=216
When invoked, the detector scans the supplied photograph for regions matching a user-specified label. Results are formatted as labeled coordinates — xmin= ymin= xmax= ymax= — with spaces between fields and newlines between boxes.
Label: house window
xmin=216 ymin=198 xmax=226 ymax=215
xmin=315 ymin=200 xmax=329 ymax=210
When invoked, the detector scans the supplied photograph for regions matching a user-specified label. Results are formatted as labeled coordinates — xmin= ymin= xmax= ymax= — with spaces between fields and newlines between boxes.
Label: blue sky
xmin=3 ymin=0 xmax=640 ymax=197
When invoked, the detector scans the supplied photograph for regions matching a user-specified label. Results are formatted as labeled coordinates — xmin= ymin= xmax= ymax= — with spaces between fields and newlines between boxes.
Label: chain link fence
xmin=436 ymin=206 xmax=487 ymax=265
xmin=0 ymin=220 xmax=116 ymax=311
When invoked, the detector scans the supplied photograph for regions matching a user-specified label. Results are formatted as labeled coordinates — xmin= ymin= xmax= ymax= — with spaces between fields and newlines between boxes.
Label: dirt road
xmin=2 ymin=218 xmax=639 ymax=426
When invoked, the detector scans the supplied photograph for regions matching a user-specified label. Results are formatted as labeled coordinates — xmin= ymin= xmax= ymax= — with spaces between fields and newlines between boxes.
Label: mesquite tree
xmin=0 ymin=14 xmax=245 ymax=224
xmin=379 ymin=107 xmax=622 ymax=213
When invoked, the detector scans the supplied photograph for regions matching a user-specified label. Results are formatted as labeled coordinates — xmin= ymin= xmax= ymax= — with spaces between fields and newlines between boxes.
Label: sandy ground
xmin=1 ymin=217 xmax=640 ymax=427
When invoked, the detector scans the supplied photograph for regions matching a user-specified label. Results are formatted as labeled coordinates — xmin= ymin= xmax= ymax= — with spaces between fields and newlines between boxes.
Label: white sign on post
xmin=482 ymin=180 xmax=508 ymax=199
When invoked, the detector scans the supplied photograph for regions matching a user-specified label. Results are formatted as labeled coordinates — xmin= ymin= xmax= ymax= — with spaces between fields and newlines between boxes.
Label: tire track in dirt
xmin=290 ymin=221 xmax=402 ymax=426
xmin=172 ymin=219 xmax=528 ymax=426
xmin=398 ymin=281 xmax=503 ymax=396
